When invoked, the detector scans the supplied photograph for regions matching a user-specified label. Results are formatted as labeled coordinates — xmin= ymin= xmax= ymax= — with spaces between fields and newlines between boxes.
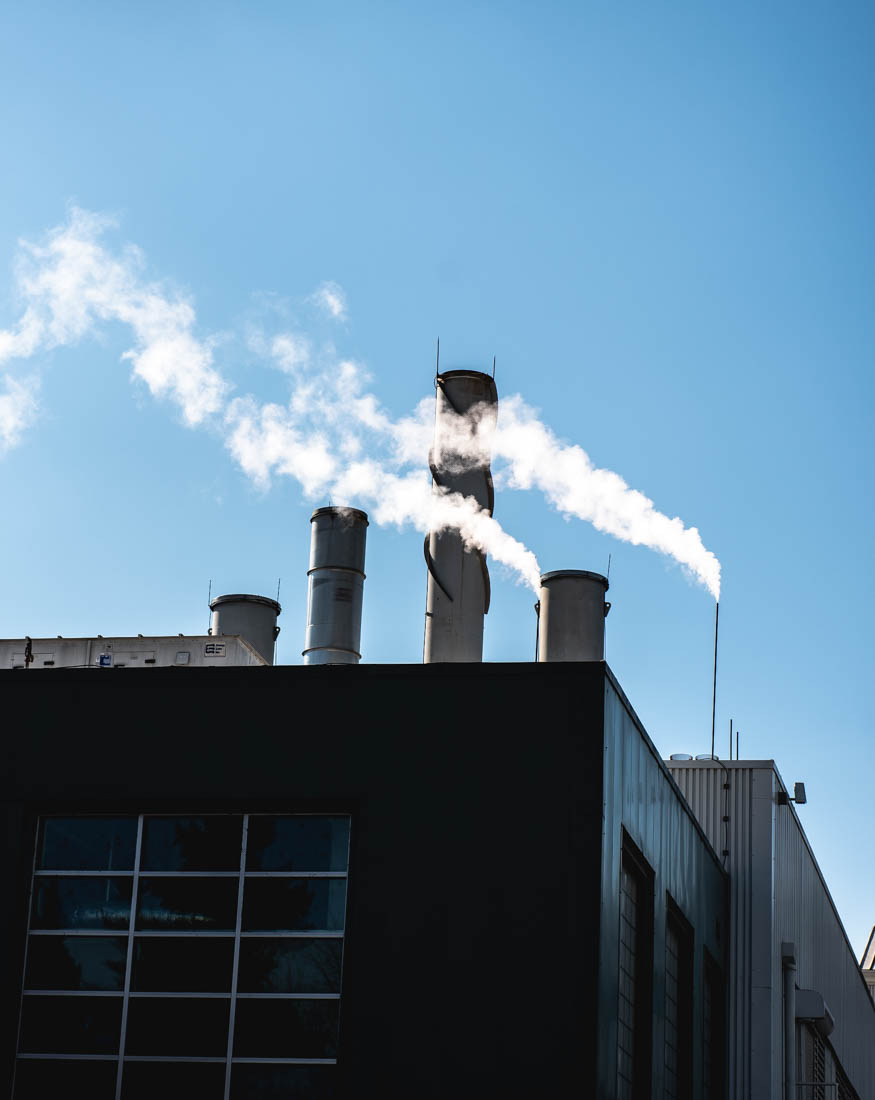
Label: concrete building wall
xmin=0 ymin=635 xmax=266 ymax=670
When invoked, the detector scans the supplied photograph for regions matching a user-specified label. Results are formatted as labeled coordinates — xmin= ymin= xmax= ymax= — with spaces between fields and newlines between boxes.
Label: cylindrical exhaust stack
xmin=303 ymin=507 xmax=368 ymax=665
xmin=536 ymin=570 xmax=610 ymax=662
xmin=210 ymin=594 xmax=282 ymax=665
xmin=423 ymin=369 xmax=498 ymax=663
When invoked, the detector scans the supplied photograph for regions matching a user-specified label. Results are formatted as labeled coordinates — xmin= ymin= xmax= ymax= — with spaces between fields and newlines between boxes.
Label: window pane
xmin=233 ymin=998 xmax=339 ymax=1058
xmin=238 ymin=937 xmax=342 ymax=993
xmin=246 ymin=816 xmax=350 ymax=872
xmin=38 ymin=817 xmax=137 ymax=871
xmin=136 ymin=878 xmax=238 ymax=931
xmin=230 ymin=1062 xmax=337 ymax=1099
xmin=18 ymin=994 xmax=122 ymax=1054
xmin=242 ymin=878 xmax=346 ymax=932
xmin=25 ymin=935 xmax=127 ymax=991
xmin=131 ymin=937 xmax=235 ymax=992
xmin=124 ymin=997 xmax=230 ymax=1057
xmin=14 ymin=1058 xmax=117 ymax=1099
xmin=141 ymin=816 xmax=242 ymax=872
xmin=120 ymin=1060 xmax=226 ymax=1099
xmin=31 ymin=877 xmax=132 ymax=930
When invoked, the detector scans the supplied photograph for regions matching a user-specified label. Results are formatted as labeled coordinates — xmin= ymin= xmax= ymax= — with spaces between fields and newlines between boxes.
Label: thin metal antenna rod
xmin=607 ymin=553 xmax=612 ymax=582
xmin=435 ymin=337 xmax=440 ymax=378
xmin=492 ymin=355 xmax=496 ymax=379
xmin=207 ymin=579 xmax=212 ymax=634
xmin=729 ymin=717 xmax=733 ymax=761
xmin=276 ymin=578 xmax=281 ymax=603
xmin=736 ymin=727 xmax=739 ymax=761
xmin=710 ymin=601 xmax=720 ymax=758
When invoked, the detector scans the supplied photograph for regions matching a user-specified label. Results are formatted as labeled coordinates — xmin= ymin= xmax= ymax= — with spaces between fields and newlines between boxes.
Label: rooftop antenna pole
xmin=276 ymin=577 xmax=281 ymax=603
xmin=729 ymin=717 xmax=733 ymax=761
xmin=492 ymin=355 xmax=496 ymax=380
xmin=207 ymin=579 xmax=212 ymax=634
xmin=435 ymin=337 xmax=440 ymax=379
xmin=710 ymin=601 xmax=719 ymax=758
xmin=736 ymin=726 xmax=739 ymax=761
xmin=607 ymin=553 xmax=612 ymax=582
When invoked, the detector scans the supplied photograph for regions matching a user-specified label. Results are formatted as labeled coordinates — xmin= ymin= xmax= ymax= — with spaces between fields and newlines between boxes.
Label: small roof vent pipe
xmin=536 ymin=570 xmax=610 ymax=662
xmin=303 ymin=507 xmax=368 ymax=665
xmin=210 ymin=594 xmax=281 ymax=665
xmin=424 ymin=369 xmax=497 ymax=663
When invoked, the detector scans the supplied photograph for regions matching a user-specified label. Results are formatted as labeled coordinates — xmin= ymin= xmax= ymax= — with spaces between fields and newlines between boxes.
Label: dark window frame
xmin=702 ymin=947 xmax=725 ymax=1100
xmin=664 ymin=894 xmax=694 ymax=1100
xmin=617 ymin=829 xmax=654 ymax=1100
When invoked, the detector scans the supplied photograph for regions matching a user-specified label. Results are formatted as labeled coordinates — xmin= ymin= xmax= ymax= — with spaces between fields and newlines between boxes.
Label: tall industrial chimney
xmin=210 ymin=594 xmax=282 ymax=665
xmin=536 ymin=570 xmax=610 ymax=661
xmin=303 ymin=506 xmax=368 ymax=665
xmin=423 ymin=369 xmax=497 ymax=663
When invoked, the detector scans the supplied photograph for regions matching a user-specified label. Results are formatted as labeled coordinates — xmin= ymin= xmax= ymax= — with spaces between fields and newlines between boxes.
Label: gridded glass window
xmin=617 ymin=833 xmax=653 ymax=1100
xmin=14 ymin=814 xmax=350 ymax=1100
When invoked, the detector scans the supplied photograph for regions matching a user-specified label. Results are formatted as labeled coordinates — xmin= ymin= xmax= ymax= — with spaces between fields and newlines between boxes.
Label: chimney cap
xmin=209 ymin=593 xmax=282 ymax=614
xmin=540 ymin=569 xmax=609 ymax=590
xmin=310 ymin=506 xmax=369 ymax=526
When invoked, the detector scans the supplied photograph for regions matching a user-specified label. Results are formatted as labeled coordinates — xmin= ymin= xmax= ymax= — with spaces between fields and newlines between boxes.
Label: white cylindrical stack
xmin=536 ymin=570 xmax=610 ymax=662
xmin=303 ymin=507 xmax=368 ymax=665
xmin=423 ymin=369 xmax=497 ymax=663
xmin=210 ymin=594 xmax=282 ymax=665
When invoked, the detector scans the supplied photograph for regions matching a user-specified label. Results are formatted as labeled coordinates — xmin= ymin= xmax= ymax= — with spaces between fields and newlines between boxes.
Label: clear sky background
xmin=1 ymin=3 xmax=873 ymax=955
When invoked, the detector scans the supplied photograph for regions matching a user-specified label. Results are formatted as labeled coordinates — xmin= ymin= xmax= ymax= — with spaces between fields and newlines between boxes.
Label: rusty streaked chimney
xmin=423 ymin=369 xmax=497 ymax=662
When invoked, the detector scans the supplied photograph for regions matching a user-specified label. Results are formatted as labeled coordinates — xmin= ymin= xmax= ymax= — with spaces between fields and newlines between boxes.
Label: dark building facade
xmin=2 ymin=662 xmax=726 ymax=1098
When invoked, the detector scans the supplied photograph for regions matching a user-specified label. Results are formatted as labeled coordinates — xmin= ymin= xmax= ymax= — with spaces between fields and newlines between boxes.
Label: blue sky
xmin=1 ymin=2 xmax=873 ymax=954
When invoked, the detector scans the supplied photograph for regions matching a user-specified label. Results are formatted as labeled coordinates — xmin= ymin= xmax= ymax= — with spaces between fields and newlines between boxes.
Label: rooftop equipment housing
xmin=303 ymin=506 xmax=368 ymax=665
xmin=536 ymin=570 xmax=610 ymax=662
xmin=209 ymin=593 xmax=281 ymax=665
xmin=423 ymin=369 xmax=497 ymax=663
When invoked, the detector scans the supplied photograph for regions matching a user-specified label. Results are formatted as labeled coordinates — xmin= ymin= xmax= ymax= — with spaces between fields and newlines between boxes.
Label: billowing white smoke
xmin=0 ymin=208 xmax=721 ymax=600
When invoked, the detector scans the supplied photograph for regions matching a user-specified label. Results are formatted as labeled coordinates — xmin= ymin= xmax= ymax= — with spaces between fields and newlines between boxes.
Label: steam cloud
xmin=0 ymin=208 xmax=721 ymax=599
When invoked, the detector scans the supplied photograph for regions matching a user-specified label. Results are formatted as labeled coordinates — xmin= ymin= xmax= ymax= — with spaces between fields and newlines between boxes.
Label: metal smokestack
xmin=423 ymin=369 xmax=497 ymax=663
xmin=536 ymin=570 xmax=610 ymax=662
xmin=303 ymin=507 xmax=368 ymax=665
xmin=210 ymin=594 xmax=281 ymax=665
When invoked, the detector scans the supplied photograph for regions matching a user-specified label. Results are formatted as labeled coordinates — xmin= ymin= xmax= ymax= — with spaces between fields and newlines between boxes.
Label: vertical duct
xmin=536 ymin=570 xmax=610 ymax=662
xmin=210 ymin=594 xmax=282 ymax=665
xmin=303 ymin=506 xmax=368 ymax=665
xmin=423 ymin=369 xmax=497 ymax=663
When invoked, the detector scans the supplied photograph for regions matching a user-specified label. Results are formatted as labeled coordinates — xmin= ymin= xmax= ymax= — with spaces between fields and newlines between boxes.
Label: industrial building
xmin=2 ymin=370 xmax=873 ymax=1098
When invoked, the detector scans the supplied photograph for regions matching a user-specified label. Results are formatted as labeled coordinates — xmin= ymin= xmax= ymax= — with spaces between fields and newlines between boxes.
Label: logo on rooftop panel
xmin=204 ymin=642 xmax=226 ymax=657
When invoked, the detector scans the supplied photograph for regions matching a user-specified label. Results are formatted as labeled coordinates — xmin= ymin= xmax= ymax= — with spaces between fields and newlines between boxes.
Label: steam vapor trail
xmin=0 ymin=208 xmax=721 ymax=599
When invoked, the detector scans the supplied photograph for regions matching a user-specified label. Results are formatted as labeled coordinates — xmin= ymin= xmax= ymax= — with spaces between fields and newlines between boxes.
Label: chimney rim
xmin=209 ymin=593 xmax=282 ymax=614
xmin=540 ymin=569 xmax=609 ymax=590
xmin=310 ymin=506 xmax=369 ymax=526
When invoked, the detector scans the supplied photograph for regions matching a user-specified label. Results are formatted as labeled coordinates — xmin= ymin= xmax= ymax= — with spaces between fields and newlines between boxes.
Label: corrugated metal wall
xmin=670 ymin=761 xmax=875 ymax=1100
xmin=597 ymin=678 xmax=727 ymax=1098
xmin=772 ymin=792 xmax=875 ymax=1098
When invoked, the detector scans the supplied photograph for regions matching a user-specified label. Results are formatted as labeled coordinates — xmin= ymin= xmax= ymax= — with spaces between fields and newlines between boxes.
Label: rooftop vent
xmin=303 ymin=506 xmax=368 ymax=665
xmin=536 ymin=570 xmax=610 ymax=662
xmin=209 ymin=594 xmax=281 ymax=665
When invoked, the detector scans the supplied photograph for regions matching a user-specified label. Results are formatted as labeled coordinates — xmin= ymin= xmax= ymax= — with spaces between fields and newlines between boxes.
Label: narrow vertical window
xmin=703 ymin=950 xmax=725 ymax=1100
xmin=617 ymin=832 xmax=653 ymax=1100
xmin=664 ymin=899 xmax=693 ymax=1100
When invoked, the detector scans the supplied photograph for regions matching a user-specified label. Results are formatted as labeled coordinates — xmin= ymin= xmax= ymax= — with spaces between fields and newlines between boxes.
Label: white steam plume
xmin=494 ymin=397 xmax=721 ymax=599
xmin=0 ymin=207 xmax=226 ymax=425
xmin=0 ymin=207 xmax=721 ymax=599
